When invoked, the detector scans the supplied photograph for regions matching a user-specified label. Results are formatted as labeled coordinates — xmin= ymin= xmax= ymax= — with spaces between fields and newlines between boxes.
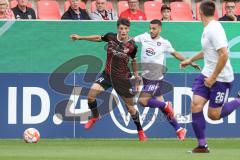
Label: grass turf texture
xmin=0 ymin=138 xmax=239 ymax=160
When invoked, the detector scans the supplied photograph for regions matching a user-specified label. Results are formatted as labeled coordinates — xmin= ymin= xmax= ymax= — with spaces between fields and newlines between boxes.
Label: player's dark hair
xmin=117 ymin=18 xmax=130 ymax=27
xmin=150 ymin=19 xmax=162 ymax=26
xmin=200 ymin=0 xmax=215 ymax=17
xmin=225 ymin=1 xmax=236 ymax=4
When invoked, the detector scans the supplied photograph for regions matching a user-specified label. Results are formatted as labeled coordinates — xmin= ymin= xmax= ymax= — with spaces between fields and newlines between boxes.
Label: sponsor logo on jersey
xmin=146 ymin=48 xmax=156 ymax=56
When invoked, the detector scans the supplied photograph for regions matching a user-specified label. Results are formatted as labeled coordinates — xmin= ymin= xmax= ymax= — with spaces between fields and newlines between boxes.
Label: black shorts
xmin=95 ymin=71 xmax=135 ymax=98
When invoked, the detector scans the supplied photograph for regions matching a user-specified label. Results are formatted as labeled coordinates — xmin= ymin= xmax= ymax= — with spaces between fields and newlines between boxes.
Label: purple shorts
xmin=192 ymin=74 xmax=232 ymax=108
xmin=141 ymin=77 xmax=173 ymax=96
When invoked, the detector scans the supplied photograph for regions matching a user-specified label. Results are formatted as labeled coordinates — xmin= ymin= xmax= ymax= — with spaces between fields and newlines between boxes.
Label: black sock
xmin=88 ymin=100 xmax=99 ymax=118
xmin=131 ymin=111 xmax=143 ymax=131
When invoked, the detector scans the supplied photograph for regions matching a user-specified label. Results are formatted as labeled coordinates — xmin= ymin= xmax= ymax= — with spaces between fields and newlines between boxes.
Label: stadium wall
xmin=0 ymin=21 xmax=240 ymax=138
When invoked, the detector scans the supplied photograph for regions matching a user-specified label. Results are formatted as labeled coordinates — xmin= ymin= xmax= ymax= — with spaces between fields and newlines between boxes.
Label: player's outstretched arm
xmin=171 ymin=52 xmax=201 ymax=70
xmin=171 ymin=51 xmax=185 ymax=61
xmin=70 ymin=34 xmax=102 ymax=42
xmin=180 ymin=51 xmax=204 ymax=69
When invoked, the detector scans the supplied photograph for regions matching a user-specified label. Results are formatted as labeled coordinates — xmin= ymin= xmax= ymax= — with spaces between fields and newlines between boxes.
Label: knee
xmin=191 ymin=101 xmax=203 ymax=113
xmin=87 ymin=96 xmax=96 ymax=104
xmin=127 ymin=107 xmax=136 ymax=115
xmin=138 ymin=98 xmax=148 ymax=107
xmin=208 ymin=111 xmax=220 ymax=120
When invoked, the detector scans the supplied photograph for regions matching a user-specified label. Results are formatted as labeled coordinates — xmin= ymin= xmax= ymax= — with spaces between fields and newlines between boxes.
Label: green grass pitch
xmin=0 ymin=138 xmax=239 ymax=160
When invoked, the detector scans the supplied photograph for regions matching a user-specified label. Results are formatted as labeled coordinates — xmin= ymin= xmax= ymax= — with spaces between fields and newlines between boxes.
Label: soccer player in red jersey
xmin=70 ymin=18 xmax=147 ymax=141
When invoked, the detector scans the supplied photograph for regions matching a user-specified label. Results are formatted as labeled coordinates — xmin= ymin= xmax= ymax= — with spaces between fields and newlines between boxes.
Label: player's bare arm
xmin=131 ymin=58 xmax=140 ymax=92
xmin=180 ymin=51 xmax=204 ymax=69
xmin=131 ymin=58 xmax=139 ymax=78
xmin=70 ymin=34 xmax=102 ymax=42
xmin=171 ymin=51 xmax=201 ymax=70
xmin=204 ymin=47 xmax=228 ymax=88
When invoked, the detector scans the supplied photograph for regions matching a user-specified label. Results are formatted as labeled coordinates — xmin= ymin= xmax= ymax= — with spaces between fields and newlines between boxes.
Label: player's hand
xmin=204 ymin=76 xmax=216 ymax=88
xmin=70 ymin=34 xmax=81 ymax=41
xmin=135 ymin=76 xmax=141 ymax=93
xmin=135 ymin=84 xmax=141 ymax=93
xmin=180 ymin=58 xmax=192 ymax=69
xmin=190 ymin=62 xmax=201 ymax=71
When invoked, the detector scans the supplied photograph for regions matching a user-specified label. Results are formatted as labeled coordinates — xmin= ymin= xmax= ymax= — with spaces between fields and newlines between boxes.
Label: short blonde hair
xmin=0 ymin=0 xmax=9 ymax=8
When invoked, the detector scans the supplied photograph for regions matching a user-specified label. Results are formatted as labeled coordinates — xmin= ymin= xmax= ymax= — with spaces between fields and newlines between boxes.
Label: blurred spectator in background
xmin=0 ymin=0 xmax=14 ymax=19
xmin=62 ymin=0 xmax=91 ymax=20
xmin=120 ymin=0 xmax=146 ymax=21
xmin=219 ymin=1 xmax=240 ymax=21
xmin=161 ymin=4 xmax=171 ymax=21
xmin=167 ymin=0 xmax=191 ymax=6
xmin=182 ymin=0 xmax=191 ymax=6
xmin=91 ymin=0 xmax=117 ymax=20
xmin=12 ymin=0 xmax=36 ymax=19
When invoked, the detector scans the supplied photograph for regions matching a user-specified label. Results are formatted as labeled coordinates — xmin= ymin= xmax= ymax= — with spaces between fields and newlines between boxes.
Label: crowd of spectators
xmin=0 ymin=0 xmax=239 ymax=21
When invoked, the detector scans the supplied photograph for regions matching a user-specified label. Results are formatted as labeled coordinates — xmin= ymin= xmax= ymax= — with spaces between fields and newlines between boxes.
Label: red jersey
xmin=120 ymin=9 xmax=146 ymax=21
xmin=101 ymin=32 xmax=137 ymax=79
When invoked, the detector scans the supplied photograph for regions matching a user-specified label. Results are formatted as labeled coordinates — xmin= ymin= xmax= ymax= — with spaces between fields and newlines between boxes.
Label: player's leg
xmin=139 ymin=93 xmax=186 ymax=140
xmin=156 ymin=96 xmax=187 ymax=140
xmin=191 ymin=94 xmax=209 ymax=153
xmin=139 ymin=93 xmax=175 ymax=126
xmin=219 ymin=91 xmax=240 ymax=118
xmin=139 ymin=79 xmax=173 ymax=117
xmin=191 ymin=74 xmax=210 ymax=153
xmin=138 ymin=92 xmax=152 ymax=106
xmin=139 ymin=78 xmax=187 ymax=140
xmin=154 ymin=96 xmax=174 ymax=119
xmin=85 ymin=72 xmax=112 ymax=129
xmin=207 ymin=82 xmax=240 ymax=120
xmin=122 ymin=96 xmax=148 ymax=141
xmin=139 ymin=92 xmax=170 ymax=114
xmin=85 ymin=82 xmax=105 ymax=129
xmin=87 ymin=83 xmax=105 ymax=117
xmin=112 ymin=75 xmax=147 ymax=141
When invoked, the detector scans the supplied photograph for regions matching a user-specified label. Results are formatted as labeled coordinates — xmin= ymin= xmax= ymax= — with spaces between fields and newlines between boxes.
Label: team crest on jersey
xmin=146 ymin=48 xmax=156 ymax=56
xmin=157 ymin=42 xmax=161 ymax=46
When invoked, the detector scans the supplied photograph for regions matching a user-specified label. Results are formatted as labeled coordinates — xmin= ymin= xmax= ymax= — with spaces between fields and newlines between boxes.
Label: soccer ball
xmin=23 ymin=128 xmax=40 ymax=143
